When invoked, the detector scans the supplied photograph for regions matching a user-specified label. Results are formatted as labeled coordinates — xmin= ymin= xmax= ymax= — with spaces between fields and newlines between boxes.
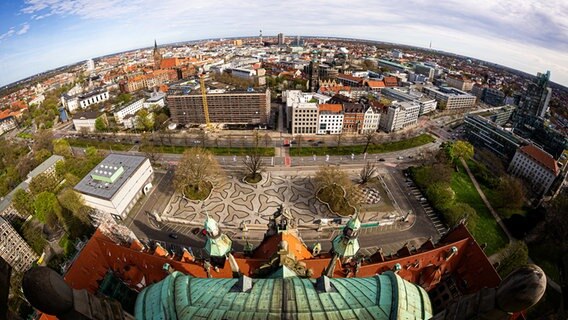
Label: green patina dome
xmin=135 ymin=271 xmax=432 ymax=319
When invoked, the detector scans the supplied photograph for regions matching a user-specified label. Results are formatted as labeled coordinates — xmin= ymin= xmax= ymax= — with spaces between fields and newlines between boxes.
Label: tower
xmin=259 ymin=30 xmax=263 ymax=44
xmin=277 ymin=33 xmax=285 ymax=45
xmin=520 ymin=71 xmax=552 ymax=118
xmin=153 ymin=40 xmax=162 ymax=70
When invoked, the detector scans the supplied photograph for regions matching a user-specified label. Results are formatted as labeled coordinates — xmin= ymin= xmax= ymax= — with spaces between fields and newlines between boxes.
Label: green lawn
xmin=139 ymin=145 xmax=275 ymax=156
xmin=289 ymin=134 xmax=435 ymax=156
xmin=451 ymin=164 xmax=508 ymax=255
xmin=69 ymin=139 xmax=133 ymax=151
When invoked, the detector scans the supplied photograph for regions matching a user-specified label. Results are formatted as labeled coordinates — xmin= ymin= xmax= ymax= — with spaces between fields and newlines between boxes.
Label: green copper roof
xmin=135 ymin=271 xmax=432 ymax=319
xmin=332 ymin=235 xmax=360 ymax=258
xmin=204 ymin=233 xmax=232 ymax=257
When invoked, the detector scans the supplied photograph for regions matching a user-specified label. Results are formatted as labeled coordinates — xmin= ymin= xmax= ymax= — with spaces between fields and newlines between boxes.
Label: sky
xmin=1 ymin=0 xmax=567 ymax=87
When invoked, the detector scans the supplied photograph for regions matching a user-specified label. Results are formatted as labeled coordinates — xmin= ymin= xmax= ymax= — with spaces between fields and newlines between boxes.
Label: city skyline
xmin=1 ymin=0 xmax=567 ymax=87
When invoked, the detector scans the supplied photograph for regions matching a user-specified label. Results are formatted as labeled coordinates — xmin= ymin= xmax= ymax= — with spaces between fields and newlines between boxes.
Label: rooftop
xmin=26 ymin=155 xmax=64 ymax=181
xmin=519 ymin=144 xmax=559 ymax=175
xmin=318 ymin=103 xmax=343 ymax=113
xmin=72 ymin=111 xmax=102 ymax=120
xmin=74 ymin=154 xmax=147 ymax=200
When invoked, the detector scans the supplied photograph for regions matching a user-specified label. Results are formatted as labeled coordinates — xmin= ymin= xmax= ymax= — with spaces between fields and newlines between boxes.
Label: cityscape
xmin=0 ymin=2 xmax=567 ymax=319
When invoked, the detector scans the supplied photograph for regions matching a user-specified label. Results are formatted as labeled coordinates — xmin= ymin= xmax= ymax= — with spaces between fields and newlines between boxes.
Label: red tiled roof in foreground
xmin=520 ymin=145 xmax=559 ymax=175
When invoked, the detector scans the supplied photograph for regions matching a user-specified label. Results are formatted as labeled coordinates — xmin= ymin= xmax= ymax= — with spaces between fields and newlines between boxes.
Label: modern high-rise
xmin=520 ymin=71 xmax=552 ymax=118
xmin=0 ymin=217 xmax=38 ymax=272
xmin=277 ymin=33 xmax=285 ymax=45
xmin=168 ymin=88 xmax=271 ymax=125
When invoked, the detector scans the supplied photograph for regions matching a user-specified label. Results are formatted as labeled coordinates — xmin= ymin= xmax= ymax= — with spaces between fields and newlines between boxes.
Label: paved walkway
xmin=162 ymin=173 xmax=398 ymax=228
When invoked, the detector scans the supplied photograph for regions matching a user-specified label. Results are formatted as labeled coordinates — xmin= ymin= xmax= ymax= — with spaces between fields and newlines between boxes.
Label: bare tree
xmin=362 ymin=131 xmax=376 ymax=154
xmin=174 ymin=148 xmax=220 ymax=199
xmin=359 ymin=162 xmax=377 ymax=184
xmin=252 ymin=130 xmax=260 ymax=148
xmin=336 ymin=130 xmax=344 ymax=147
xmin=263 ymin=133 xmax=272 ymax=148
xmin=297 ymin=135 xmax=304 ymax=150
xmin=243 ymin=151 xmax=265 ymax=183
xmin=227 ymin=134 xmax=233 ymax=148
xmin=198 ymin=130 xmax=208 ymax=147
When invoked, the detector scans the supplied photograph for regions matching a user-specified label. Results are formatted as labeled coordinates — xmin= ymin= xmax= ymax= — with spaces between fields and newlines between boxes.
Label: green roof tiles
xmin=135 ymin=271 xmax=432 ymax=319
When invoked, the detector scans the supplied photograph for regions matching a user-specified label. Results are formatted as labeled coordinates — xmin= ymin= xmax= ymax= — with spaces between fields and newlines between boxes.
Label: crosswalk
xmin=406 ymin=183 xmax=448 ymax=235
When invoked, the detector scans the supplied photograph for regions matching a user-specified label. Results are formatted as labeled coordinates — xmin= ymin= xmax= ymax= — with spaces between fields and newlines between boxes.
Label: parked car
xmin=378 ymin=158 xmax=386 ymax=162
xmin=397 ymin=156 xmax=404 ymax=160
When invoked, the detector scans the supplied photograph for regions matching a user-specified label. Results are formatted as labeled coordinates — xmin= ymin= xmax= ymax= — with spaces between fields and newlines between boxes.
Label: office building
xmin=0 ymin=217 xmax=38 ymax=272
xmin=277 ymin=33 xmax=285 ymax=45
xmin=483 ymin=88 xmax=506 ymax=107
xmin=377 ymin=59 xmax=407 ymax=72
xmin=72 ymin=111 xmax=107 ymax=132
xmin=380 ymin=101 xmax=420 ymax=132
xmin=0 ymin=114 xmax=16 ymax=136
xmin=74 ymin=154 xmax=154 ymax=220
xmin=61 ymin=89 xmax=110 ymax=113
xmin=423 ymin=86 xmax=476 ymax=110
xmin=114 ymin=98 xmax=146 ymax=125
xmin=381 ymin=87 xmax=437 ymax=116
xmin=86 ymin=59 xmax=95 ymax=72
xmin=290 ymin=103 xmax=318 ymax=135
xmin=168 ymin=88 xmax=270 ymax=125
xmin=464 ymin=114 xmax=522 ymax=161
xmin=446 ymin=76 xmax=474 ymax=91
xmin=509 ymin=145 xmax=559 ymax=196
xmin=414 ymin=64 xmax=435 ymax=81
xmin=317 ymin=104 xmax=343 ymax=134
xmin=519 ymin=71 xmax=552 ymax=118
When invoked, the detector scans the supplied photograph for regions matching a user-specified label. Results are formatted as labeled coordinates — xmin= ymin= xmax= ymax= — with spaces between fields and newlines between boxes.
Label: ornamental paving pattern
xmin=162 ymin=173 xmax=393 ymax=227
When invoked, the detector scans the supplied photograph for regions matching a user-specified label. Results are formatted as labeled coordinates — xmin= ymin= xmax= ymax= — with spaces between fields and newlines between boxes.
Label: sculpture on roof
xmin=325 ymin=213 xmax=361 ymax=277
xmin=203 ymin=213 xmax=239 ymax=276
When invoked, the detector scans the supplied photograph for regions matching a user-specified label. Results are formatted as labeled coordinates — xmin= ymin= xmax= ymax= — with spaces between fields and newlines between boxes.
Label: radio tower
xmin=259 ymin=29 xmax=263 ymax=44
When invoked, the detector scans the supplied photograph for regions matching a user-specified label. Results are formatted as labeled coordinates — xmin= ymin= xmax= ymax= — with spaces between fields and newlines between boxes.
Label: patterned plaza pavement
xmin=162 ymin=173 xmax=393 ymax=228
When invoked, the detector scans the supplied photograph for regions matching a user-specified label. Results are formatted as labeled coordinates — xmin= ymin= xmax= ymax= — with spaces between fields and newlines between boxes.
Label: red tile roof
xmin=366 ymin=80 xmax=385 ymax=89
xmin=520 ymin=145 xmax=559 ymax=175
xmin=383 ymin=76 xmax=398 ymax=87
xmin=318 ymin=103 xmax=343 ymax=113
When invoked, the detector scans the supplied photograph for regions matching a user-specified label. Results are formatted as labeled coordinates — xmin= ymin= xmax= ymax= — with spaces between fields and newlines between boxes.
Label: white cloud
xmin=17 ymin=23 xmax=30 ymax=35
xmin=0 ymin=28 xmax=15 ymax=41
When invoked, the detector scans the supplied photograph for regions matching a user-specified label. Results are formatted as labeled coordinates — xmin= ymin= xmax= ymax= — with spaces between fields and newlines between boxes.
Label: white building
xmin=317 ymin=104 xmax=344 ymax=135
xmin=143 ymin=91 xmax=166 ymax=109
xmin=86 ymin=58 xmax=95 ymax=72
xmin=423 ymin=86 xmax=476 ymax=110
xmin=0 ymin=116 xmax=17 ymax=136
xmin=283 ymin=90 xmax=330 ymax=128
xmin=62 ymin=88 xmax=110 ymax=113
xmin=291 ymin=103 xmax=318 ymax=135
xmin=381 ymin=87 xmax=437 ymax=116
xmin=508 ymin=145 xmax=560 ymax=196
xmin=114 ymin=98 xmax=145 ymax=125
xmin=74 ymin=154 xmax=154 ymax=220
xmin=361 ymin=104 xmax=381 ymax=134
xmin=0 ymin=217 xmax=38 ymax=272
xmin=78 ymin=90 xmax=110 ymax=109
xmin=72 ymin=111 xmax=104 ymax=132
xmin=380 ymin=101 xmax=420 ymax=132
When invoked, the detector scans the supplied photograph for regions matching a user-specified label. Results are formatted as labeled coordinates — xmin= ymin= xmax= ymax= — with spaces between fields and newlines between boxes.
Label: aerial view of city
xmin=0 ymin=1 xmax=567 ymax=319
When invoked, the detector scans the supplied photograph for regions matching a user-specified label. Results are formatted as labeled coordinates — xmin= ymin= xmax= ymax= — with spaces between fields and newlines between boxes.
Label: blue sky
xmin=1 ymin=0 xmax=567 ymax=87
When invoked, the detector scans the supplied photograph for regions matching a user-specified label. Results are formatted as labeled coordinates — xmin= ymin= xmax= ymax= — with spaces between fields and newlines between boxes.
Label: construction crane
xmin=199 ymin=73 xmax=210 ymax=126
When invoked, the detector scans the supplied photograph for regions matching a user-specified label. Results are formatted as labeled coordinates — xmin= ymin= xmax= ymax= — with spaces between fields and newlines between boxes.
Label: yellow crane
xmin=199 ymin=73 xmax=210 ymax=126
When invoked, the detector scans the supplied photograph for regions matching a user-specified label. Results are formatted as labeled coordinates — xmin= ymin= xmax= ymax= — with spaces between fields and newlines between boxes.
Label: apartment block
xmin=380 ymin=101 xmax=420 ymax=132
xmin=0 ymin=217 xmax=38 ymax=272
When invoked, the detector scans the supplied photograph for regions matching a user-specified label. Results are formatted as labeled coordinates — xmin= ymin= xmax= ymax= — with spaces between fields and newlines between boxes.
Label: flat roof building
xmin=423 ymin=86 xmax=476 ymax=110
xmin=74 ymin=154 xmax=154 ymax=220
xmin=0 ymin=217 xmax=38 ymax=272
xmin=168 ymin=87 xmax=270 ymax=125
